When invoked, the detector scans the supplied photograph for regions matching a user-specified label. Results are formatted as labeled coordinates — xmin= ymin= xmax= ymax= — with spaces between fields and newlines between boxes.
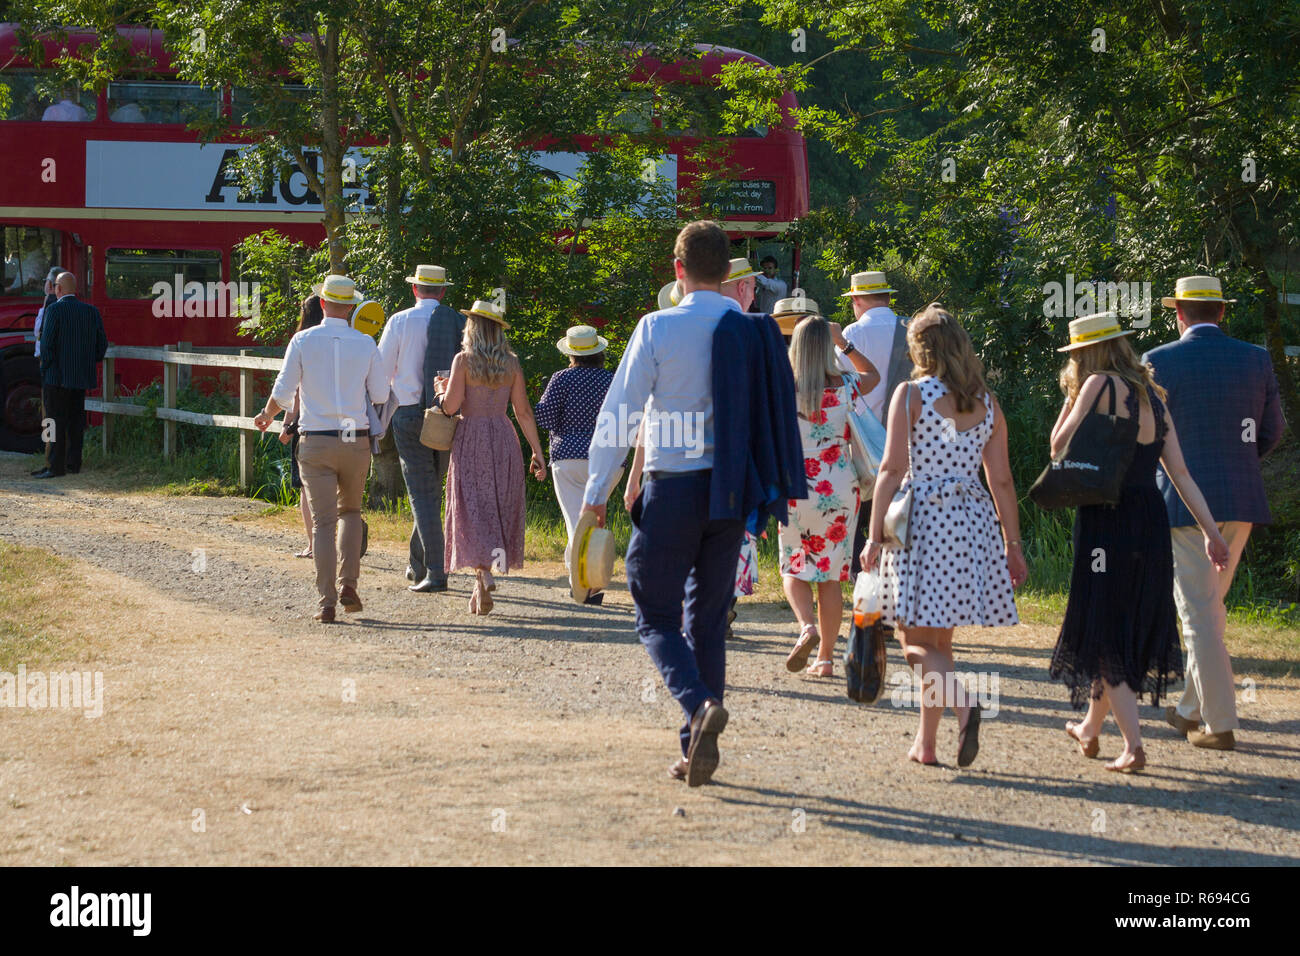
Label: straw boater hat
xmin=351 ymin=299 xmax=386 ymax=337
xmin=1161 ymin=275 xmax=1236 ymax=309
xmin=569 ymin=509 xmax=615 ymax=604
xmin=404 ymin=264 xmax=453 ymax=286
xmin=557 ymin=325 xmax=608 ymax=357
xmin=840 ymin=270 xmax=897 ymax=297
xmin=771 ymin=294 xmax=821 ymax=335
xmin=657 ymin=280 xmax=683 ymax=310
xmin=1057 ymin=311 xmax=1136 ymax=352
xmin=312 ymin=274 xmax=364 ymax=304
xmin=460 ymin=299 xmax=509 ymax=329
xmin=724 ymin=257 xmax=758 ymax=283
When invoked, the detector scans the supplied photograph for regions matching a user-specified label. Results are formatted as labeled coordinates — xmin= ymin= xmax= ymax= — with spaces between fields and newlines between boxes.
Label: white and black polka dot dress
xmin=878 ymin=376 xmax=1019 ymax=629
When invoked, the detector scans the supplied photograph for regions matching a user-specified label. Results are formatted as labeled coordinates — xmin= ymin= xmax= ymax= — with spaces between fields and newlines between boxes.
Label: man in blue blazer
xmin=1143 ymin=275 xmax=1285 ymax=750
xmin=36 ymin=272 xmax=107 ymax=478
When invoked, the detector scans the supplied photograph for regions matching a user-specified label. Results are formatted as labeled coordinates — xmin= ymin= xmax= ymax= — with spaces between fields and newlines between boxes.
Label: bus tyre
xmin=1 ymin=354 xmax=43 ymax=454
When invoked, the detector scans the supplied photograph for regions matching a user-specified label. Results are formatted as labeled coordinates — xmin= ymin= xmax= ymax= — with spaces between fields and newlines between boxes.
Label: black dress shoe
xmin=30 ymin=467 xmax=47 ymax=476
xmin=685 ymin=698 xmax=728 ymax=787
xmin=33 ymin=469 xmax=62 ymax=479
xmin=408 ymin=575 xmax=448 ymax=593
xmin=583 ymin=590 xmax=604 ymax=606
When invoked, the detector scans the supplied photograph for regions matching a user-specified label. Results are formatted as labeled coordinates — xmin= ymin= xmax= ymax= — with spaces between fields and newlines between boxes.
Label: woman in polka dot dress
xmin=861 ymin=304 xmax=1028 ymax=767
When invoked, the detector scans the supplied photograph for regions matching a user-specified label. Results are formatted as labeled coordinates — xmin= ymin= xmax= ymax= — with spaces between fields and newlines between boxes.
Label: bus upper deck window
xmin=2 ymin=226 xmax=63 ymax=296
xmin=1 ymin=73 xmax=96 ymax=121
xmin=108 ymin=79 xmax=220 ymax=124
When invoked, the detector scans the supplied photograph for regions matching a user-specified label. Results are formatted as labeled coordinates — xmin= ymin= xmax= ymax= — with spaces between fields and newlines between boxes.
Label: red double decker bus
xmin=0 ymin=25 xmax=808 ymax=452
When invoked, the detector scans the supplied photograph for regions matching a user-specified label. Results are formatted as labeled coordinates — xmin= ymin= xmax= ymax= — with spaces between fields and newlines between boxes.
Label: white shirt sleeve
xmin=584 ymin=316 xmax=656 ymax=505
xmin=270 ymin=332 xmax=304 ymax=411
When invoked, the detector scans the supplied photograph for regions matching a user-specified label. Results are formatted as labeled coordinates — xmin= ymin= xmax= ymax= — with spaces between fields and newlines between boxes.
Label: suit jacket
xmin=1143 ymin=324 xmax=1285 ymax=527
xmin=39 ymin=295 xmax=107 ymax=390
xmin=711 ymin=309 xmax=807 ymax=528
xmin=883 ymin=318 xmax=913 ymax=415
xmin=420 ymin=302 xmax=467 ymax=408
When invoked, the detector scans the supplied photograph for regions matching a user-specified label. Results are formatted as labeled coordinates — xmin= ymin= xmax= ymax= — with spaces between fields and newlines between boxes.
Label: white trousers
xmin=552 ymin=458 xmax=589 ymax=571
xmin=1171 ymin=521 xmax=1251 ymax=733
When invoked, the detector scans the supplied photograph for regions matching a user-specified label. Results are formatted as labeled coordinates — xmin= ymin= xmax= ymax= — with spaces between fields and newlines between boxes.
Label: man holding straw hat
xmin=1143 ymin=275 xmax=1285 ymax=750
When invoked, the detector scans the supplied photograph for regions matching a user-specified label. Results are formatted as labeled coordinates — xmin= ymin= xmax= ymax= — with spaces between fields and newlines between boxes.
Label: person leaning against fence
xmin=254 ymin=274 xmax=389 ymax=624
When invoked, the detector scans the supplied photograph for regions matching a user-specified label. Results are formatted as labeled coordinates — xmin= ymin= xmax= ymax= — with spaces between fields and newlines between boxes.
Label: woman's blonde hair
xmin=907 ymin=303 xmax=987 ymax=413
xmin=461 ymin=314 xmax=516 ymax=385
xmin=787 ymin=317 xmax=842 ymax=419
xmin=1060 ymin=335 xmax=1166 ymax=407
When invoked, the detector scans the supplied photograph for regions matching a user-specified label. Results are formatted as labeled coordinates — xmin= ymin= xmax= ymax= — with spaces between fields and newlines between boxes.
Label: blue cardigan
xmin=710 ymin=309 xmax=807 ymax=528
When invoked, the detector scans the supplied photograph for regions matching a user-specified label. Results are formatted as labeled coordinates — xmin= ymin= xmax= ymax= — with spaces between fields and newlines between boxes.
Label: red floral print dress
xmin=778 ymin=384 xmax=860 ymax=583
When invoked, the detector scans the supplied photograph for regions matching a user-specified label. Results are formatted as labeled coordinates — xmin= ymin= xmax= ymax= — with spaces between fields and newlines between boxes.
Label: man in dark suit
xmin=36 ymin=272 xmax=106 ymax=478
xmin=1143 ymin=275 xmax=1285 ymax=751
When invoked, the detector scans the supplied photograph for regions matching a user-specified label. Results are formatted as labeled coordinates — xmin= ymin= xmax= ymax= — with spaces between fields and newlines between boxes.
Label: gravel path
xmin=1 ymin=456 xmax=1298 ymax=865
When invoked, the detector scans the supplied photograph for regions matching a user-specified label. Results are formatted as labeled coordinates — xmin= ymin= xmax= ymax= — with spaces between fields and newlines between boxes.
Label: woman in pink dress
xmin=435 ymin=301 xmax=547 ymax=614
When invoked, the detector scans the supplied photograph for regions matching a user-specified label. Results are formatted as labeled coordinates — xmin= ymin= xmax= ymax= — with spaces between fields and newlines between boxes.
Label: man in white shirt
xmin=255 ymin=274 xmax=389 ymax=623
xmin=754 ymin=256 xmax=788 ymax=314
xmin=378 ymin=264 xmax=459 ymax=593
xmin=837 ymin=270 xmax=912 ymax=580
xmin=41 ymin=96 xmax=89 ymax=121
xmin=584 ymin=221 xmax=744 ymax=787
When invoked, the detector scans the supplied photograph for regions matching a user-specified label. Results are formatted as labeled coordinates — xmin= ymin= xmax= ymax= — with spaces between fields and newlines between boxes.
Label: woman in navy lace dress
xmin=1049 ymin=314 xmax=1228 ymax=773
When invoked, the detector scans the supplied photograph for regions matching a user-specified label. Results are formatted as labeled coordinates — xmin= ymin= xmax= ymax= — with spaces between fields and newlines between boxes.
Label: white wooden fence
xmin=83 ymin=343 xmax=285 ymax=489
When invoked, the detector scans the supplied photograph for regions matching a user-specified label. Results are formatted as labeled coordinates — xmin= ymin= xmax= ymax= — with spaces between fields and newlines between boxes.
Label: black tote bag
xmin=1029 ymin=377 xmax=1139 ymax=510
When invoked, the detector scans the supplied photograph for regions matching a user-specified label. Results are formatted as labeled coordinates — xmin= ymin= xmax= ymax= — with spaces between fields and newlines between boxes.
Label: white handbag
xmin=880 ymin=385 xmax=914 ymax=549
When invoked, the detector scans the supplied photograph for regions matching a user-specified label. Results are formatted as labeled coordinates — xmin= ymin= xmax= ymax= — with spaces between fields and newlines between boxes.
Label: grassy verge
xmin=0 ymin=544 xmax=88 ymax=671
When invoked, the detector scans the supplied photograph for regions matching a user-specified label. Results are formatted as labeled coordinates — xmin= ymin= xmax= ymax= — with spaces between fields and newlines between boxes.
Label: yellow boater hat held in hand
xmin=569 ymin=508 xmax=616 ymax=604
xmin=1057 ymin=311 xmax=1136 ymax=352
xmin=351 ymin=300 xmax=386 ymax=337
xmin=1161 ymin=275 xmax=1236 ymax=309
xmin=657 ymin=280 xmax=683 ymax=310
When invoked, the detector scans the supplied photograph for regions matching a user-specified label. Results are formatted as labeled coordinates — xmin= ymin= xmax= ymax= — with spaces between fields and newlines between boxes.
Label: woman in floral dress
xmin=779 ymin=316 xmax=879 ymax=677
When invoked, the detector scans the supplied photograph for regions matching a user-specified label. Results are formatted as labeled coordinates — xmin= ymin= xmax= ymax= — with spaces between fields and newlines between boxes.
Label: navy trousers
xmin=391 ymin=404 xmax=449 ymax=581
xmin=626 ymin=470 xmax=745 ymax=755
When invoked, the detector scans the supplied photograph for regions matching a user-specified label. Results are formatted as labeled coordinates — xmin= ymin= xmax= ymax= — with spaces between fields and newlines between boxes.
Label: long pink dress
xmin=444 ymin=381 xmax=526 ymax=573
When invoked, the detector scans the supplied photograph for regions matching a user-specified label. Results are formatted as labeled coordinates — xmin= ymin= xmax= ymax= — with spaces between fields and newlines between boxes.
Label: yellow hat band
xmin=568 ymin=340 xmax=600 ymax=351
xmin=1176 ymin=288 xmax=1223 ymax=299
xmin=1069 ymin=325 xmax=1123 ymax=345
xmin=321 ymin=289 xmax=354 ymax=303
xmin=577 ymin=525 xmax=593 ymax=588
xmin=849 ymin=282 xmax=890 ymax=293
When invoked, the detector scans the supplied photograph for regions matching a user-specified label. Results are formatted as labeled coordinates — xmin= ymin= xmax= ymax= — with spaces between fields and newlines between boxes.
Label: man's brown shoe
xmin=314 ymin=606 xmax=336 ymax=624
xmin=668 ymin=757 xmax=688 ymax=781
xmin=1189 ymin=729 xmax=1235 ymax=750
xmin=339 ymin=586 xmax=362 ymax=612
xmin=1165 ymin=706 xmax=1199 ymax=735
xmin=685 ymin=698 xmax=728 ymax=787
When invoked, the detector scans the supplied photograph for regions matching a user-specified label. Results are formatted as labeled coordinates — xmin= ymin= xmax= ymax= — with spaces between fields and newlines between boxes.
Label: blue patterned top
xmin=534 ymin=365 xmax=615 ymax=461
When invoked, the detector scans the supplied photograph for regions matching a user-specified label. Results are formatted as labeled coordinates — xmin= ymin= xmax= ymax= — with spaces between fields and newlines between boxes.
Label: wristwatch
xmin=841 ymin=341 xmax=856 ymax=356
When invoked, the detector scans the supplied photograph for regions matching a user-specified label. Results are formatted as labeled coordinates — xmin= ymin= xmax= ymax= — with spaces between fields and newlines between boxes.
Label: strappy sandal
xmin=957 ymin=705 xmax=982 ymax=768
xmin=1105 ymin=747 xmax=1146 ymax=773
xmin=295 ymin=548 xmax=312 ymax=559
xmin=1066 ymin=721 xmax=1100 ymax=758
xmin=785 ymin=624 xmax=819 ymax=672
xmin=484 ymin=569 xmax=498 ymax=592
xmin=468 ymin=585 xmax=480 ymax=615
xmin=806 ymin=659 xmax=834 ymax=678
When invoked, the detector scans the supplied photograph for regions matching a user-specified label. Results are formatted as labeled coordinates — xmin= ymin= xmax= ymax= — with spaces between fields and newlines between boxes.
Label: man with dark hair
xmin=35 ymin=272 xmax=106 ymax=479
xmin=754 ymin=254 xmax=788 ymax=314
xmin=583 ymin=221 xmax=804 ymax=787
xmin=379 ymin=264 xmax=464 ymax=593
xmin=1143 ymin=275 xmax=1285 ymax=751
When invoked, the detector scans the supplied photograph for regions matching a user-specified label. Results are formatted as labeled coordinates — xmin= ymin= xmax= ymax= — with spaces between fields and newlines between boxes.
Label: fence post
xmin=238 ymin=348 xmax=255 ymax=490
xmin=101 ymin=346 xmax=115 ymax=454
xmin=162 ymin=344 xmax=177 ymax=460
xmin=178 ymin=341 xmax=193 ymax=391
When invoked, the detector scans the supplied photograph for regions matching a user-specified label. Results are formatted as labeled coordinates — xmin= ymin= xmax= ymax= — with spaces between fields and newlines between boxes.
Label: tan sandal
xmin=786 ymin=624 xmax=819 ymax=672
xmin=1066 ymin=721 xmax=1100 ymax=758
xmin=806 ymin=659 xmax=834 ymax=678
xmin=1105 ymin=746 xmax=1146 ymax=773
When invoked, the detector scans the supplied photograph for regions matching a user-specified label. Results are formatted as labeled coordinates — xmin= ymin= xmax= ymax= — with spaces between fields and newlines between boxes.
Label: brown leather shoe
xmin=314 ymin=606 xmax=336 ymax=624
xmin=685 ymin=698 xmax=728 ymax=787
xmin=1165 ymin=706 xmax=1199 ymax=735
xmin=339 ymin=586 xmax=362 ymax=612
xmin=668 ymin=757 xmax=688 ymax=781
xmin=1189 ymin=729 xmax=1236 ymax=750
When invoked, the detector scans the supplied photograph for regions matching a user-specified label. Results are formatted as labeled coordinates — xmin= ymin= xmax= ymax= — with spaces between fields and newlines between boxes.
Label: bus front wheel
xmin=1 ymin=354 xmax=43 ymax=454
